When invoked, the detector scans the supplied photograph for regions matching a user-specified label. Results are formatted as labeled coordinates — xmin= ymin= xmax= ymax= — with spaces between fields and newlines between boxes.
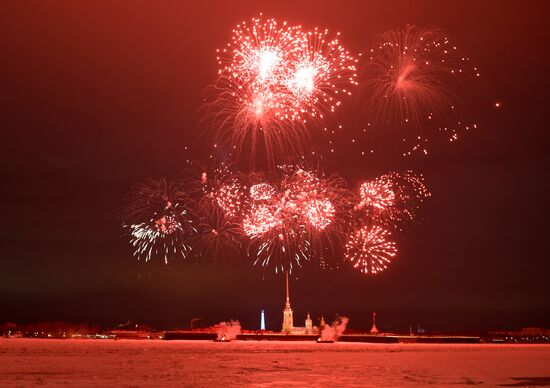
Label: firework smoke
xmin=319 ymin=316 xmax=349 ymax=342
xmin=215 ymin=320 xmax=242 ymax=341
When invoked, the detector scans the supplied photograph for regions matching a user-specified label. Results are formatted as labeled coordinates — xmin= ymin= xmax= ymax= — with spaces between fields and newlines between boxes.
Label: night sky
xmin=1 ymin=0 xmax=548 ymax=332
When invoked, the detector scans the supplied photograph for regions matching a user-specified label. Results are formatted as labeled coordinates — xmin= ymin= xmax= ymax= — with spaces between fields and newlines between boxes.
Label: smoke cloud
xmin=215 ymin=320 xmax=241 ymax=341
xmin=320 ymin=316 xmax=349 ymax=342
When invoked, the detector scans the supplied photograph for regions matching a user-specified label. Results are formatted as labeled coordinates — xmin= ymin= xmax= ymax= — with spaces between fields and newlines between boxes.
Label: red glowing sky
xmin=0 ymin=0 xmax=548 ymax=330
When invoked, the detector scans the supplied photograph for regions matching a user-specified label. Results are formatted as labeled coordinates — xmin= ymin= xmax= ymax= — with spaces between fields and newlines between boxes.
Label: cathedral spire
xmin=285 ymin=271 xmax=290 ymax=307
xmin=282 ymin=271 xmax=293 ymax=333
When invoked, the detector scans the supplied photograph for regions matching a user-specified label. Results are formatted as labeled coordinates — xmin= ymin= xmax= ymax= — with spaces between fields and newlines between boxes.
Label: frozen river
xmin=1 ymin=338 xmax=549 ymax=386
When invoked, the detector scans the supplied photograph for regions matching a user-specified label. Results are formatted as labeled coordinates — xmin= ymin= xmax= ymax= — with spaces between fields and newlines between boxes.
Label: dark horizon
xmin=1 ymin=0 xmax=548 ymax=332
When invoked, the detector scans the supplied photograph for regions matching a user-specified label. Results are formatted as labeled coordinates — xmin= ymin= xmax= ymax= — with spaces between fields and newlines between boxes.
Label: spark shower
xmin=122 ymin=14 xmax=479 ymax=277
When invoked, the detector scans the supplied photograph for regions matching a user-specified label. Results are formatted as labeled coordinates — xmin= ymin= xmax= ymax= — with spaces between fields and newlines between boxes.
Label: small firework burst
xmin=247 ymin=213 xmax=310 ymax=274
xmin=243 ymin=203 xmax=281 ymax=236
xmin=193 ymin=201 xmax=243 ymax=265
xmin=122 ymin=179 xmax=196 ymax=264
xmin=186 ymin=162 xmax=247 ymax=218
xmin=213 ymin=181 xmax=246 ymax=217
xmin=361 ymin=25 xmax=479 ymax=155
xmin=345 ymin=225 xmax=397 ymax=274
xmin=287 ymin=27 xmax=359 ymax=119
xmin=249 ymin=182 xmax=277 ymax=202
xmin=355 ymin=171 xmax=431 ymax=231
xmin=303 ymin=198 xmax=335 ymax=231
xmin=358 ymin=178 xmax=396 ymax=210
xmin=243 ymin=171 xmax=312 ymax=273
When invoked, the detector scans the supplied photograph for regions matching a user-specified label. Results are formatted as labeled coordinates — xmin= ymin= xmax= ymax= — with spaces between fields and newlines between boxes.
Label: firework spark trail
xmin=286 ymin=28 xmax=358 ymax=121
xmin=345 ymin=225 xmax=397 ymax=274
xmin=204 ymin=15 xmax=358 ymax=166
xmin=358 ymin=179 xmax=396 ymax=210
xmin=249 ymin=182 xmax=276 ymax=202
xmin=193 ymin=200 xmax=243 ymax=265
xmin=361 ymin=25 xmax=479 ymax=156
xmin=355 ymin=171 xmax=431 ymax=231
xmin=183 ymin=162 xmax=248 ymax=219
xmin=213 ymin=181 xmax=246 ymax=217
xmin=303 ymin=198 xmax=335 ymax=231
xmin=122 ymin=166 xmax=430 ymax=275
xmin=243 ymin=203 xmax=281 ymax=236
xmin=242 ymin=166 xmax=354 ymax=273
xmin=122 ymin=179 xmax=197 ymax=264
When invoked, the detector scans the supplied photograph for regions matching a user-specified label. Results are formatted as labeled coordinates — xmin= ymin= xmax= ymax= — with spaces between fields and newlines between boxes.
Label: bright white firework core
xmin=257 ymin=49 xmax=280 ymax=81
xmin=292 ymin=65 xmax=316 ymax=93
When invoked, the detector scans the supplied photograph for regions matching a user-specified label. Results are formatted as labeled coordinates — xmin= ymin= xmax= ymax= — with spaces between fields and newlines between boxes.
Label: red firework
xmin=303 ymin=198 xmax=335 ymax=231
xmin=122 ymin=178 xmax=196 ymax=264
xmin=344 ymin=225 xmax=397 ymax=274
xmin=214 ymin=182 xmax=245 ymax=217
xmin=358 ymin=178 xmax=396 ymax=210
xmin=249 ymin=183 xmax=276 ymax=202
xmin=243 ymin=203 xmax=281 ymax=236
xmin=361 ymin=25 xmax=479 ymax=155
xmin=205 ymin=15 xmax=357 ymax=165
xmin=355 ymin=171 xmax=431 ymax=230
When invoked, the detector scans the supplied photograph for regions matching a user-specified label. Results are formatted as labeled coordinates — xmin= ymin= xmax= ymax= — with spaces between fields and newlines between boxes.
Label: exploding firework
xmin=193 ymin=201 xmax=243 ymax=265
xmin=243 ymin=203 xmax=281 ymax=236
xmin=184 ymin=162 xmax=247 ymax=218
xmin=280 ymin=167 xmax=354 ymax=232
xmin=361 ymin=25 xmax=479 ymax=155
xmin=303 ymin=198 xmax=335 ymax=231
xmin=243 ymin=166 xmax=355 ymax=273
xmin=122 ymin=179 xmax=197 ymax=263
xmin=213 ymin=181 xmax=246 ymax=217
xmin=355 ymin=171 xmax=431 ymax=230
xmin=344 ymin=225 xmax=397 ymax=274
xmin=243 ymin=172 xmax=311 ymax=273
xmin=358 ymin=179 xmax=396 ymax=210
xmin=204 ymin=15 xmax=358 ymax=166
xmin=287 ymin=28 xmax=359 ymax=119
xmin=249 ymin=182 xmax=276 ymax=202
xmin=246 ymin=208 xmax=310 ymax=274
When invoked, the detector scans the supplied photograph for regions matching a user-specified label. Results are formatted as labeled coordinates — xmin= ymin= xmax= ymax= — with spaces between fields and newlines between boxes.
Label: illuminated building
xmin=260 ymin=309 xmax=266 ymax=331
xmin=282 ymin=272 xmax=293 ymax=333
xmin=281 ymin=272 xmax=319 ymax=335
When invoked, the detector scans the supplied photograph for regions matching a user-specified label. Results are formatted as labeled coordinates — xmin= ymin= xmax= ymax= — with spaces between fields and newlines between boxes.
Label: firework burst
xmin=361 ymin=25 xmax=479 ymax=155
xmin=212 ymin=181 xmax=246 ymax=217
xmin=249 ymin=182 xmax=276 ymax=202
xmin=122 ymin=179 xmax=197 ymax=264
xmin=345 ymin=225 xmax=397 ymax=274
xmin=355 ymin=171 xmax=431 ymax=231
xmin=204 ymin=15 xmax=358 ymax=166
xmin=287 ymin=28 xmax=359 ymax=119
xmin=193 ymin=201 xmax=243 ymax=265
xmin=358 ymin=179 xmax=396 ymax=210
xmin=245 ymin=204 xmax=310 ymax=274
xmin=243 ymin=171 xmax=311 ymax=273
xmin=242 ymin=166 xmax=355 ymax=273
xmin=185 ymin=162 xmax=247 ymax=218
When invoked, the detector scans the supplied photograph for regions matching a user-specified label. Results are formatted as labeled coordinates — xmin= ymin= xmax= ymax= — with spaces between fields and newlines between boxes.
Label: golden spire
xmin=285 ymin=271 xmax=290 ymax=308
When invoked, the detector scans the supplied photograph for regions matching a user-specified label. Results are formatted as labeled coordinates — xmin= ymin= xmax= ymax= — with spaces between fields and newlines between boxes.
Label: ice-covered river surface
xmin=1 ymin=338 xmax=549 ymax=387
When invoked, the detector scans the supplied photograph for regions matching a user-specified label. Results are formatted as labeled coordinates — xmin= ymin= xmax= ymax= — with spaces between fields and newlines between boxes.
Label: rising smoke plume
xmin=215 ymin=320 xmax=242 ymax=341
xmin=320 ymin=316 xmax=349 ymax=342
